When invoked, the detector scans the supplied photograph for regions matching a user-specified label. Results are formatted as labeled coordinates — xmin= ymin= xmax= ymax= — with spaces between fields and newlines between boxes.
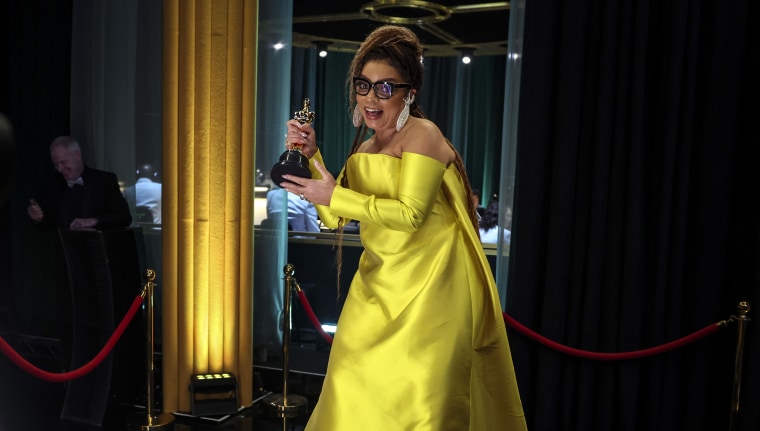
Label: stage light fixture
xmin=189 ymin=372 xmax=239 ymax=417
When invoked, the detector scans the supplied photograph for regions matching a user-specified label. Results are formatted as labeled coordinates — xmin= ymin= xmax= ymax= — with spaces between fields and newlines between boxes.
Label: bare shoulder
xmin=355 ymin=136 xmax=374 ymax=153
xmin=401 ymin=118 xmax=455 ymax=164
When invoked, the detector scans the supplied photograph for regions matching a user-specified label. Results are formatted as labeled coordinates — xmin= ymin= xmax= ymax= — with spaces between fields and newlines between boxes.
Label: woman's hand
xmin=285 ymin=119 xmax=317 ymax=158
xmin=280 ymin=160 xmax=336 ymax=207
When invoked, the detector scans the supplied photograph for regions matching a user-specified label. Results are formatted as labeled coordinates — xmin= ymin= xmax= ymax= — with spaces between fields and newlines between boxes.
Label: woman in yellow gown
xmin=279 ymin=25 xmax=527 ymax=431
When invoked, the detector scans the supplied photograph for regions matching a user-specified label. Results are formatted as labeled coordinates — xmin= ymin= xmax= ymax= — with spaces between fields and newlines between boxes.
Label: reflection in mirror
xmin=122 ymin=162 xmax=162 ymax=225
xmin=252 ymin=0 xmax=293 ymax=364
xmin=264 ymin=187 xmax=320 ymax=234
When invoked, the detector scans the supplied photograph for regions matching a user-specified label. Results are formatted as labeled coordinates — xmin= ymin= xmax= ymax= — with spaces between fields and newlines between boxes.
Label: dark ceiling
xmin=292 ymin=1 xmax=510 ymax=57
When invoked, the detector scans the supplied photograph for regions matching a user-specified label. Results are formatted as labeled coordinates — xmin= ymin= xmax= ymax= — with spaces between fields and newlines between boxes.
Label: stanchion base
xmin=262 ymin=393 xmax=309 ymax=418
xmin=128 ymin=412 xmax=175 ymax=430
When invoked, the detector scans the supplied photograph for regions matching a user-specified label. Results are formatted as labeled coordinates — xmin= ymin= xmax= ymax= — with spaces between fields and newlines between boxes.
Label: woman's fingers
xmin=313 ymin=160 xmax=332 ymax=180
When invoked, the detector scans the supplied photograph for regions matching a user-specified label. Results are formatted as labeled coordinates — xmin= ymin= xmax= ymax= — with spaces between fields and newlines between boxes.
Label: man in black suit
xmin=27 ymin=136 xmax=131 ymax=230
xmin=25 ymin=136 xmax=132 ymax=370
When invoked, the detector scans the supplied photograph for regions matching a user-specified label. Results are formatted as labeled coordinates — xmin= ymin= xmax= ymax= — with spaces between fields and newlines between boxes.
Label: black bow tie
xmin=67 ymin=177 xmax=84 ymax=188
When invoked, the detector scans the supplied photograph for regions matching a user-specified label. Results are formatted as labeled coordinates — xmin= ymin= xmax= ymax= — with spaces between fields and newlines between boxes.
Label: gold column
xmin=161 ymin=0 xmax=257 ymax=413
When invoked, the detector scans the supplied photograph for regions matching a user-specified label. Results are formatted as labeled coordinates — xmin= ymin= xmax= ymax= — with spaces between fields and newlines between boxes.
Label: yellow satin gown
xmin=307 ymin=151 xmax=527 ymax=431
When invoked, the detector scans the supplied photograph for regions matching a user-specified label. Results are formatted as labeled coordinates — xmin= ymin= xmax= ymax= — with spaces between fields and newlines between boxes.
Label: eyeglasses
xmin=353 ymin=77 xmax=412 ymax=100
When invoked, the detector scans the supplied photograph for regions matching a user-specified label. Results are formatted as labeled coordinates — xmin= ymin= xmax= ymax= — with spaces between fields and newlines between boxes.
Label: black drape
xmin=508 ymin=1 xmax=758 ymax=430
xmin=1 ymin=0 xmax=74 ymax=336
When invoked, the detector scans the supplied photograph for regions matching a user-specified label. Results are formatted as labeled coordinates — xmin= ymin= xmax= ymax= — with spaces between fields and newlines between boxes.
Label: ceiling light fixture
xmin=360 ymin=1 xmax=451 ymax=25
xmin=458 ymin=47 xmax=475 ymax=64
xmin=313 ymin=41 xmax=332 ymax=58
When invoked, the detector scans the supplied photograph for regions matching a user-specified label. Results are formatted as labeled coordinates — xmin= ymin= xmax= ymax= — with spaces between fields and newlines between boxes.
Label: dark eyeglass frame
xmin=353 ymin=76 xmax=412 ymax=100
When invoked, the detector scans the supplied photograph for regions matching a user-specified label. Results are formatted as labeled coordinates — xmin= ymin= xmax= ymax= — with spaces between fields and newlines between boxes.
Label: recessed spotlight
xmin=313 ymin=41 xmax=332 ymax=58
xmin=457 ymin=47 xmax=475 ymax=65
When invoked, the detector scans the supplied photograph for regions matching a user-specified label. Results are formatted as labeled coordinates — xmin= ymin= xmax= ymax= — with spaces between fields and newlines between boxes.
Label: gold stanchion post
xmin=130 ymin=269 xmax=175 ymax=430
xmin=263 ymin=264 xmax=309 ymax=418
xmin=729 ymin=301 xmax=750 ymax=431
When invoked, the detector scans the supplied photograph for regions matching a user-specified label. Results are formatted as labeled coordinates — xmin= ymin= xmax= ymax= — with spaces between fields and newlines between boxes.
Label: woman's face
xmin=355 ymin=60 xmax=412 ymax=133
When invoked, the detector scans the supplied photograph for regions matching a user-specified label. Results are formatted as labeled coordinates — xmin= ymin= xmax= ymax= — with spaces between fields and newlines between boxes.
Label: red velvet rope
xmin=294 ymin=289 xmax=724 ymax=361
xmin=0 ymin=293 xmax=144 ymax=382
xmin=296 ymin=290 xmax=334 ymax=344
xmin=503 ymin=312 xmax=721 ymax=360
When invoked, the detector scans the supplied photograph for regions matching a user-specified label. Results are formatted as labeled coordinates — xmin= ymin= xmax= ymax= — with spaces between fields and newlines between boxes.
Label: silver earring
xmin=352 ymin=104 xmax=363 ymax=128
xmin=396 ymin=94 xmax=415 ymax=131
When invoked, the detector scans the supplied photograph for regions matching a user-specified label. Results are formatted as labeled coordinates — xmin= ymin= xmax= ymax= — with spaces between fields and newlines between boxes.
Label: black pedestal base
xmin=270 ymin=151 xmax=311 ymax=186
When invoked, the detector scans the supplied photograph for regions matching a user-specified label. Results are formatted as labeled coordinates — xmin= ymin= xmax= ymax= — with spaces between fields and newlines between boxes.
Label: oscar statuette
xmin=270 ymin=98 xmax=316 ymax=185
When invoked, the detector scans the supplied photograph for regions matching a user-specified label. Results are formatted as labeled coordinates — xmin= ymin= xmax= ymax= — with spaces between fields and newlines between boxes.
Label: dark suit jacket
xmin=32 ymin=165 xmax=132 ymax=230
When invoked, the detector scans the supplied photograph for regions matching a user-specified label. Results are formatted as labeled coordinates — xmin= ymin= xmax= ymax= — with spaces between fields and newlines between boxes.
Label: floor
xmin=0 ymin=333 xmax=330 ymax=431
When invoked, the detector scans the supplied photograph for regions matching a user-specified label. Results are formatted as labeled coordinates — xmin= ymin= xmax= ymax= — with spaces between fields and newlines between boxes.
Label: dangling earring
xmin=352 ymin=104 xmax=363 ymax=128
xmin=396 ymin=94 xmax=415 ymax=131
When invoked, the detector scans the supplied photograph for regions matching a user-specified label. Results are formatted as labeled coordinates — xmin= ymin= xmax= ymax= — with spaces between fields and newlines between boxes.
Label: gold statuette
xmin=270 ymin=98 xmax=316 ymax=185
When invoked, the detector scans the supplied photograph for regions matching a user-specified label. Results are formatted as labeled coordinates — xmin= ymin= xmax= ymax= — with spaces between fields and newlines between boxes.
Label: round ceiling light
xmin=360 ymin=1 xmax=451 ymax=25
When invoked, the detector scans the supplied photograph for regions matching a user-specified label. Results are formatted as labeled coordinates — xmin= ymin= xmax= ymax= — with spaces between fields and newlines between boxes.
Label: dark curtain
xmin=421 ymin=55 xmax=507 ymax=201
xmin=1 ymin=0 xmax=74 ymax=336
xmin=508 ymin=1 xmax=758 ymax=430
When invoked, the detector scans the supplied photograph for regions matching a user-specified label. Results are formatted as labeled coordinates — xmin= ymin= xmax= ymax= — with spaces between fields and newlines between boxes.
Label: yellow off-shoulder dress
xmin=306 ymin=151 xmax=526 ymax=431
